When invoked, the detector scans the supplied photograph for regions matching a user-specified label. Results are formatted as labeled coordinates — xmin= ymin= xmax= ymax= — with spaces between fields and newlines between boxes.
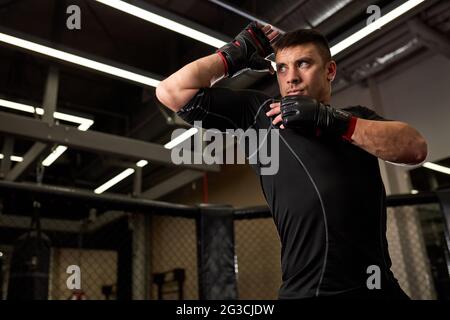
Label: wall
xmin=330 ymin=53 xmax=450 ymax=299
xmin=333 ymin=54 xmax=450 ymax=164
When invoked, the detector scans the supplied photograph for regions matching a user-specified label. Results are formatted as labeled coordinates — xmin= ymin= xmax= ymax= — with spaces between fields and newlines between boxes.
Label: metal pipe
xmin=0 ymin=180 xmax=198 ymax=217
xmin=0 ymin=181 xmax=440 ymax=220
xmin=233 ymin=192 xmax=441 ymax=219
xmin=208 ymin=0 xmax=285 ymax=33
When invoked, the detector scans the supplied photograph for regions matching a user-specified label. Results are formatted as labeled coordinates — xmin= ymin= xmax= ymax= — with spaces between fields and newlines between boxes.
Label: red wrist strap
xmin=342 ymin=116 xmax=358 ymax=142
xmin=216 ymin=51 xmax=229 ymax=77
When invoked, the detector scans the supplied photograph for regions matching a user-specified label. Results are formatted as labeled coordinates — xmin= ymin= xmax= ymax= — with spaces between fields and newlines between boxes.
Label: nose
xmin=286 ymin=67 xmax=301 ymax=85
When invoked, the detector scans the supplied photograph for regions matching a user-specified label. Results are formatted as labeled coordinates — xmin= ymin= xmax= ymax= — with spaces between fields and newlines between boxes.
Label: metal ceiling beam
xmin=408 ymin=18 xmax=450 ymax=59
xmin=0 ymin=136 xmax=14 ymax=178
xmin=0 ymin=180 xmax=198 ymax=216
xmin=0 ymin=111 xmax=219 ymax=172
xmin=42 ymin=66 xmax=59 ymax=124
xmin=103 ymin=158 xmax=138 ymax=169
xmin=208 ymin=0 xmax=285 ymax=32
xmin=4 ymin=66 xmax=60 ymax=181
xmin=273 ymin=0 xmax=309 ymax=26
xmin=5 ymin=143 xmax=50 ymax=181
xmin=142 ymin=169 xmax=204 ymax=199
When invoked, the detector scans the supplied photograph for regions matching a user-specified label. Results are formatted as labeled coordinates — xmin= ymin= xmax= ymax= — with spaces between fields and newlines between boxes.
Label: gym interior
xmin=0 ymin=0 xmax=449 ymax=301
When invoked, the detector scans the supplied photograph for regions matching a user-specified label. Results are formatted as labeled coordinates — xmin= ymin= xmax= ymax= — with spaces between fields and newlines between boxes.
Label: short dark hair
xmin=273 ymin=29 xmax=332 ymax=63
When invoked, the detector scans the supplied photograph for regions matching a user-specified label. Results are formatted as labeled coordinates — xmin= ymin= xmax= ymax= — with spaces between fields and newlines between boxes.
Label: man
xmin=156 ymin=22 xmax=427 ymax=299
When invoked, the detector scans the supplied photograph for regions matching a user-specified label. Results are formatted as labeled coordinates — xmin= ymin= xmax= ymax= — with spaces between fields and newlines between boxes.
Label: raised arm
xmin=350 ymin=119 xmax=427 ymax=165
xmin=155 ymin=53 xmax=225 ymax=112
xmin=268 ymin=96 xmax=428 ymax=165
xmin=156 ymin=22 xmax=279 ymax=112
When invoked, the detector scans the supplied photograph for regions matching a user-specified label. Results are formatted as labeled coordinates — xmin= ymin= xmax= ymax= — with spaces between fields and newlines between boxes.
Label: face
xmin=275 ymin=43 xmax=336 ymax=104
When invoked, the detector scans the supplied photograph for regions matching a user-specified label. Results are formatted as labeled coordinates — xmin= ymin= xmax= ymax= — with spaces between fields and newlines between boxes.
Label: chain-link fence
xmin=0 ymin=192 xmax=449 ymax=300
xmin=387 ymin=204 xmax=450 ymax=300
xmin=0 ymin=210 xmax=198 ymax=300
xmin=233 ymin=203 xmax=450 ymax=300
xmin=234 ymin=218 xmax=281 ymax=299
xmin=151 ymin=215 xmax=198 ymax=300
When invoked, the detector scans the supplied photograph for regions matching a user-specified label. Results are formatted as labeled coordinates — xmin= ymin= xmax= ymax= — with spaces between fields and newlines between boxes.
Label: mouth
xmin=286 ymin=89 xmax=305 ymax=96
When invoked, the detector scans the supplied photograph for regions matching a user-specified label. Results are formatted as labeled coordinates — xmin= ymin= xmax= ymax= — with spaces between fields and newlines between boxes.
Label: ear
xmin=326 ymin=60 xmax=337 ymax=82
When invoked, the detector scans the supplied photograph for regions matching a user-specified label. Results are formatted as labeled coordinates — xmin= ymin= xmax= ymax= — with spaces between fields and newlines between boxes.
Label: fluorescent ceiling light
xmin=331 ymin=0 xmax=426 ymax=56
xmin=95 ymin=0 xmax=226 ymax=48
xmin=35 ymin=108 xmax=94 ymax=131
xmin=0 ymin=32 xmax=160 ymax=87
xmin=423 ymin=162 xmax=450 ymax=175
xmin=76 ymin=120 xmax=95 ymax=131
xmin=42 ymin=145 xmax=68 ymax=167
xmin=93 ymin=160 xmax=147 ymax=194
xmin=0 ymin=98 xmax=93 ymax=130
xmin=11 ymin=155 xmax=24 ymax=162
xmin=0 ymin=98 xmax=35 ymax=113
xmin=0 ymin=154 xmax=23 ymax=162
xmin=94 ymin=168 xmax=135 ymax=194
xmin=0 ymin=97 xmax=94 ymax=165
xmin=136 ymin=160 xmax=148 ymax=167
xmin=164 ymin=127 xmax=198 ymax=149
xmin=53 ymin=111 xmax=94 ymax=131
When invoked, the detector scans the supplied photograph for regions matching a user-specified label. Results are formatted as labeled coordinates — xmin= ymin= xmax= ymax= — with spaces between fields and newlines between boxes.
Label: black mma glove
xmin=280 ymin=95 xmax=357 ymax=141
xmin=217 ymin=22 xmax=273 ymax=78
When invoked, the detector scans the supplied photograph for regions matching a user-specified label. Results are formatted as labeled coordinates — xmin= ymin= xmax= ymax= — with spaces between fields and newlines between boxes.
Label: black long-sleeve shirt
xmin=177 ymin=87 xmax=402 ymax=299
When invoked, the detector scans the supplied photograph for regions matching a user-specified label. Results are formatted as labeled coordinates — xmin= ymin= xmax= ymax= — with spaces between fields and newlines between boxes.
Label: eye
xmin=297 ymin=61 xmax=309 ymax=68
xmin=277 ymin=65 xmax=287 ymax=73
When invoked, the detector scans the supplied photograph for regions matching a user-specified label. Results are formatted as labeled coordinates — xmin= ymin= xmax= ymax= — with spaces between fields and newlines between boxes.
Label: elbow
xmin=156 ymin=82 xmax=178 ymax=112
xmin=415 ymin=137 xmax=428 ymax=164
xmin=399 ymin=124 xmax=428 ymax=165
xmin=406 ymin=136 xmax=428 ymax=165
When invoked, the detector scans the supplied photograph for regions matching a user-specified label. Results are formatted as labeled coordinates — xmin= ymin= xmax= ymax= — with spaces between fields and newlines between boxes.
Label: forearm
xmin=351 ymin=119 xmax=427 ymax=164
xmin=156 ymin=53 xmax=225 ymax=112
xmin=156 ymin=23 xmax=277 ymax=113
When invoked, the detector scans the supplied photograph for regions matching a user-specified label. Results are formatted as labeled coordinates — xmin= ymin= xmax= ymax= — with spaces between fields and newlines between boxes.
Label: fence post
xmin=196 ymin=204 xmax=237 ymax=300
xmin=437 ymin=189 xmax=450 ymax=272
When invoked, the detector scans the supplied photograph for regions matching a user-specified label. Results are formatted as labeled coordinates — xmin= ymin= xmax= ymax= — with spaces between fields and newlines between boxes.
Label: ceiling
xmin=0 ymin=0 xmax=448 ymax=199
